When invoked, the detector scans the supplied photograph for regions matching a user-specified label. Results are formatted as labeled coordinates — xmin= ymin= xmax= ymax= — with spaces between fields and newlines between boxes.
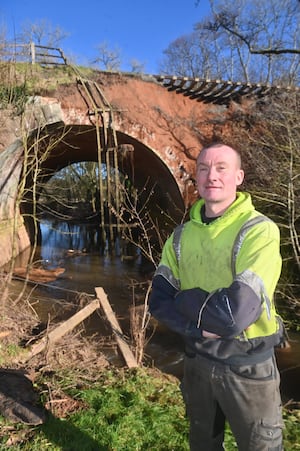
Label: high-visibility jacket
xmin=149 ymin=192 xmax=284 ymax=364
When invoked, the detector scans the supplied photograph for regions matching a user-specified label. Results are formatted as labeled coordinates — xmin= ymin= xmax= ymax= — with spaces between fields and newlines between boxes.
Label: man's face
xmin=196 ymin=145 xmax=244 ymax=215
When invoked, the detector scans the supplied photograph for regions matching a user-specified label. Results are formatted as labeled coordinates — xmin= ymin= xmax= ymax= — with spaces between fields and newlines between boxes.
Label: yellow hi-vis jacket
xmin=149 ymin=192 xmax=284 ymax=364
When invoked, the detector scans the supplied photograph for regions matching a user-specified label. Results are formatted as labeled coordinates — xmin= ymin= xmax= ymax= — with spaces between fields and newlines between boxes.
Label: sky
xmin=0 ymin=0 xmax=211 ymax=74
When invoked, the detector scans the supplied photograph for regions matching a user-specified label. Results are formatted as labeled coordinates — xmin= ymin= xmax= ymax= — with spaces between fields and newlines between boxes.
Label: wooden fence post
xmin=30 ymin=42 xmax=35 ymax=65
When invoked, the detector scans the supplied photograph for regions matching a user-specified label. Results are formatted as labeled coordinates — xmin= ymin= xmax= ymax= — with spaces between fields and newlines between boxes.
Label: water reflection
xmin=40 ymin=220 xmax=121 ymax=263
xmin=18 ymin=220 xmax=146 ymax=333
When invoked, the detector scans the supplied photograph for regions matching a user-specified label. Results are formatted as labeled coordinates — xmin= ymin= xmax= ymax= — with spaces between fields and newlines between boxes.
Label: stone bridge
xmin=0 ymin=68 xmax=289 ymax=266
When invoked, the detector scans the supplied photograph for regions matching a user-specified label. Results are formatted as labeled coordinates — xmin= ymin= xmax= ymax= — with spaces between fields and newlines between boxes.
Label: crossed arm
xmin=149 ymin=273 xmax=263 ymax=339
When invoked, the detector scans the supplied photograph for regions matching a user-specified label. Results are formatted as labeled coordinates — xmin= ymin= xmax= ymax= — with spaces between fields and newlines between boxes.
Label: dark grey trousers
xmin=181 ymin=353 xmax=284 ymax=451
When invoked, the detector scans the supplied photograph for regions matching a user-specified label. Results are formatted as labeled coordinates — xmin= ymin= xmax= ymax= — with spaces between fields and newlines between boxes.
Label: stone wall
xmin=0 ymin=140 xmax=30 ymax=267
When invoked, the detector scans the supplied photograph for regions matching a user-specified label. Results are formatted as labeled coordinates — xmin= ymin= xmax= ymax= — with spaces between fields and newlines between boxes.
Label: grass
xmin=0 ymin=343 xmax=22 ymax=365
xmin=0 ymin=61 xmax=96 ymax=114
xmin=0 ymin=367 xmax=299 ymax=450
xmin=0 ymin=368 xmax=189 ymax=450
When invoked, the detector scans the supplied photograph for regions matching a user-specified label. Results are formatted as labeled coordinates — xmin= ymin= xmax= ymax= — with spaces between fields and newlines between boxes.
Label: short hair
xmin=198 ymin=142 xmax=242 ymax=169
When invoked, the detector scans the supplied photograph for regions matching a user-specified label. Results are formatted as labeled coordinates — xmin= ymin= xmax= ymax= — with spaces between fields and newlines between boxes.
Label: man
xmin=149 ymin=143 xmax=284 ymax=450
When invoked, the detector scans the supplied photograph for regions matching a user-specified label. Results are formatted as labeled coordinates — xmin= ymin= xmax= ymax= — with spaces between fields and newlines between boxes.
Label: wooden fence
xmin=0 ymin=42 xmax=67 ymax=66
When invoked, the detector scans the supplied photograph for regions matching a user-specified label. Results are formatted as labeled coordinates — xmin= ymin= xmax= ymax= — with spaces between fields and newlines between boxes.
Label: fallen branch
xmin=21 ymin=298 xmax=100 ymax=362
xmin=16 ymin=287 xmax=138 ymax=369
xmin=95 ymin=287 xmax=138 ymax=368
xmin=12 ymin=267 xmax=65 ymax=283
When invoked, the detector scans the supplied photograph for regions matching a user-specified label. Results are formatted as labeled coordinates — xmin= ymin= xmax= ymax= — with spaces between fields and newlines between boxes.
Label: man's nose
xmin=207 ymin=167 xmax=217 ymax=180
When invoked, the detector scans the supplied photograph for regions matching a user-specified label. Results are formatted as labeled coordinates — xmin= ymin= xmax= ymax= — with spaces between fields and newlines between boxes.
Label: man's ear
xmin=236 ymin=169 xmax=244 ymax=186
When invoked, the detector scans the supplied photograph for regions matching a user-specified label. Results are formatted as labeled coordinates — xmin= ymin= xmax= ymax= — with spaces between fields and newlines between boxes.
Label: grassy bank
xmin=0 ymin=367 xmax=299 ymax=450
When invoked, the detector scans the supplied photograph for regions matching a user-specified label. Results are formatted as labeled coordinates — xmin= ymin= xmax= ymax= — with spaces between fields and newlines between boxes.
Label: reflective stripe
xmin=172 ymin=215 xmax=271 ymax=275
xmin=262 ymin=292 xmax=271 ymax=320
xmin=170 ymin=216 xmax=271 ymax=278
xmin=154 ymin=264 xmax=180 ymax=290
xmin=236 ymin=269 xmax=265 ymax=298
xmin=231 ymin=215 xmax=271 ymax=277
xmin=231 ymin=216 xmax=273 ymax=324
xmin=236 ymin=269 xmax=271 ymax=320
xmin=172 ymin=223 xmax=185 ymax=264
xmin=196 ymin=289 xmax=218 ymax=328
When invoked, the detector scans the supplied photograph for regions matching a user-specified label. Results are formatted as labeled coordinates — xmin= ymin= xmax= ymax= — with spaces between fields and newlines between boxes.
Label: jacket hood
xmin=189 ymin=192 xmax=255 ymax=224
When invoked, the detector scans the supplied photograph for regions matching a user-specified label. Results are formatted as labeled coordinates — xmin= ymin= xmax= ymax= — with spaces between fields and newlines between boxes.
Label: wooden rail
xmin=155 ymin=74 xmax=299 ymax=105
xmin=0 ymin=42 xmax=67 ymax=65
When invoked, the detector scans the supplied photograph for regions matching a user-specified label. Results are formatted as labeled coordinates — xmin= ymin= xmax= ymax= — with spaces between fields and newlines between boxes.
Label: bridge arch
xmin=0 ymin=70 xmax=238 ymax=266
xmin=9 ymin=112 xmax=191 ymax=266
xmin=31 ymin=124 xmax=185 ymax=214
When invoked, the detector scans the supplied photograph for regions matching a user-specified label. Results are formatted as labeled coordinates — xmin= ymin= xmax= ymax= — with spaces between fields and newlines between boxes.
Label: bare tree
xmin=206 ymin=0 xmax=300 ymax=84
xmin=159 ymin=31 xmax=215 ymax=78
xmin=91 ymin=42 xmax=121 ymax=71
xmin=227 ymin=91 xmax=300 ymax=319
xmin=162 ymin=0 xmax=300 ymax=85
xmin=129 ymin=59 xmax=146 ymax=74
xmin=19 ymin=19 xmax=69 ymax=47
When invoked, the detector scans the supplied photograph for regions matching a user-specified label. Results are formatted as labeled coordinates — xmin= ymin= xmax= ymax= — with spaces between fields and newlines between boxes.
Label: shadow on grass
xmin=40 ymin=412 xmax=108 ymax=451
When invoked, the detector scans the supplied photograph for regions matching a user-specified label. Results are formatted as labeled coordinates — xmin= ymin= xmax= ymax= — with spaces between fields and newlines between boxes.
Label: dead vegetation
xmin=0 ymin=281 xmax=119 ymax=431
xmin=0 ymin=276 xmax=111 ymax=375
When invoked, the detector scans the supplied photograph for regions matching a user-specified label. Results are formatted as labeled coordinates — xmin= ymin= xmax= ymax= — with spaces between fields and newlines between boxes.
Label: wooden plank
xmin=22 ymin=298 xmax=100 ymax=361
xmin=95 ymin=287 xmax=138 ymax=368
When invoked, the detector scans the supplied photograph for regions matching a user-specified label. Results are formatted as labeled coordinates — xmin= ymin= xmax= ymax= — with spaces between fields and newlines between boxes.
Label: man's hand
xmin=202 ymin=330 xmax=220 ymax=338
